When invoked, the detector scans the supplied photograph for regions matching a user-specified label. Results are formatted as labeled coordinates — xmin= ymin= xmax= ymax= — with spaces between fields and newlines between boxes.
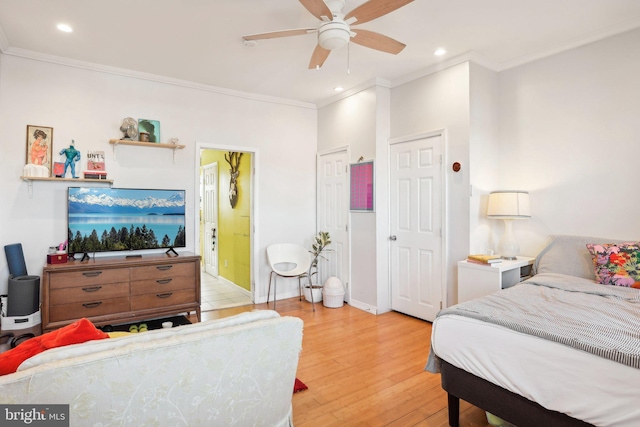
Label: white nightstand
xmin=457 ymin=256 xmax=535 ymax=304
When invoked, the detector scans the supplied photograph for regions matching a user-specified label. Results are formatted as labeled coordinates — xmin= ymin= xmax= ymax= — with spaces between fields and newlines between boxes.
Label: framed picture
xmin=26 ymin=125 xmax=54 ymax=176
xmin=138 ymin=119 xmax=160 ymax=143
xmin=350 ymin=161 xmax=374 ymax=212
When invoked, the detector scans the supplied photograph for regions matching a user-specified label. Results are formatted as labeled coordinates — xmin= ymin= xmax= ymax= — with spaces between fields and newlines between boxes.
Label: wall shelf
xmin=109 ymin=139 xmax=185 ymax=162
xmin=20 ymin=176 xmax=113 ymax=197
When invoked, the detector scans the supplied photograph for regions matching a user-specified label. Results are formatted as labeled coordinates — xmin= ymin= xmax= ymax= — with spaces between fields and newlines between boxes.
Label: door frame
xmin=194 ymin=142 xmax=259 ymax=304
xmin=316 ymin=145 xmax=351 ymax=303
xmin=387 ymin=129 xmax=448 ymax=311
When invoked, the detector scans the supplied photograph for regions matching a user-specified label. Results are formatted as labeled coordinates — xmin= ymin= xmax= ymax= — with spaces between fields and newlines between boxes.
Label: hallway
xmin=200 ymin=271 xmax=252 ymax=311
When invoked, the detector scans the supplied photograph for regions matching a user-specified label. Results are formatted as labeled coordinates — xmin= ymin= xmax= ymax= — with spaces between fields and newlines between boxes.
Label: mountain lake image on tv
xmin=68 ymin=187 xmax=186 ymax=254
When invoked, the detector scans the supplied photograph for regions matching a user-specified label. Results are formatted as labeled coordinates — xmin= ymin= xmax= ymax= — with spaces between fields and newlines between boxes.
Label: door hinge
xmin=440 ymin=301 xmax=443 ymax=310
xmin=439 ymin=154 xmax=443 ymax=165
xmin=345 ymin=224 xmax=348 ymax=232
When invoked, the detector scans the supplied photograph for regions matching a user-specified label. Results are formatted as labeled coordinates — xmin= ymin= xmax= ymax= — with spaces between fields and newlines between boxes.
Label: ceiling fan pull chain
xmin=347 ymin=42 xmax=351 ymax=75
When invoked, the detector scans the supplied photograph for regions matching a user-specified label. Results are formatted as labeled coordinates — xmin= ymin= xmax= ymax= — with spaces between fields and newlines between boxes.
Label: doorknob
xmin=389 ymin=235 xmax=397 ymax=241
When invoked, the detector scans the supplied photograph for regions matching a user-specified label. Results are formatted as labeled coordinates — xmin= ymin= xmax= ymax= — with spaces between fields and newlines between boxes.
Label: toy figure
xmin=59 ymin=140 xmax=81 ymax=178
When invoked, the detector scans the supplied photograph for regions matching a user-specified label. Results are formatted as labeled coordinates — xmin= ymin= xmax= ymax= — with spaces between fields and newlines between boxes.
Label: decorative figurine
xmin=59 ymin=140 xmax=81 ymax=178
xmin=224 ymin=151 xmax=243 ymax=208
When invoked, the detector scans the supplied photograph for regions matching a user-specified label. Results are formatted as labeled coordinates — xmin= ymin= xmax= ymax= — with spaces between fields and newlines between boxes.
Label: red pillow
xmin=0 ymin=318 xmax=108 ymax=375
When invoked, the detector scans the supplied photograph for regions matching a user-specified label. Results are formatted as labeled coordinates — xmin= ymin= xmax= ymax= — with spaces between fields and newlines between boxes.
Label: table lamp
xmin=487 ymin=191 xmax=531 ymax=260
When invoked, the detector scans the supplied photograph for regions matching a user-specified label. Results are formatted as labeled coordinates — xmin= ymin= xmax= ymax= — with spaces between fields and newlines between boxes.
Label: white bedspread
xmin=431 ymin=314 xmax=640 ymax=427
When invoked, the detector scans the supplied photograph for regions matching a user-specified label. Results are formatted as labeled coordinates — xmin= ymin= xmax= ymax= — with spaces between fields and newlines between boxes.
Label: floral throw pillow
xmin=586 ymin=242 xmax=640 ymax=288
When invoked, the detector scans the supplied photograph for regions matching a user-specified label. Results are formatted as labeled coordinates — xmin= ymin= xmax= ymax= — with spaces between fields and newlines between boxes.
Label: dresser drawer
xmin=130 ymin=263 xmax=195 ymax=281
xmin=50 ymin=282 xmax=129 ymax=306
xmin=130 ymin=276 xmax=194 ymax=296
xmin=49 ymin=269 xmax=130 ymax=289
xmin=131 ymin=289 xmax=196 ymax=311
xmin=49 ymin=297 xmax=130 ymax=322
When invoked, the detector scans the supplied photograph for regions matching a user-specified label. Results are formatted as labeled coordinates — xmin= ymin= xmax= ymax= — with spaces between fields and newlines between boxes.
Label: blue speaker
xmin=4 ymin=243 xmax=28 ymax=277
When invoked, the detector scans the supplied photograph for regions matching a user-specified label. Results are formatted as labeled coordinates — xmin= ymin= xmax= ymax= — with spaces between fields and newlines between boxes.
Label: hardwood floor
xmin=198 ymin=298 xmax=492 ymax=427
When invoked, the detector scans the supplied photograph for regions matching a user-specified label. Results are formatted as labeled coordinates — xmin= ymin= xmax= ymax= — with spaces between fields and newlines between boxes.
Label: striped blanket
xmin=426 ymin=273 xmax=640 ymax=371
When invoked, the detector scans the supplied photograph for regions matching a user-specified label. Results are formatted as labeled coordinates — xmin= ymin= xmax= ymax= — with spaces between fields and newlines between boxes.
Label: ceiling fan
xmin=242 ymin=0 xmax=414 ymax=69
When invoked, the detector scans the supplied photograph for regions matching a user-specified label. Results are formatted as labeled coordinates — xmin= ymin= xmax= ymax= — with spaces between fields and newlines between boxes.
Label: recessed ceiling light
xmin=57 ymin=24 xmax=73 ymax=33
xmin=334 ymin=86 xmax=344 ymax=92
xmin=434 ymin=48 xmax=447 ymax=56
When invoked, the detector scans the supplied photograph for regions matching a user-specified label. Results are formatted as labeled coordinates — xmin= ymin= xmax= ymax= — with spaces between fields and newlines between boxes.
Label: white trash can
xmin=322 ymin=276 xmax=345 ymax=308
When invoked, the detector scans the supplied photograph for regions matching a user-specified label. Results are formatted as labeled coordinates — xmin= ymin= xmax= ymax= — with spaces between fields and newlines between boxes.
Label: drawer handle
xmin=156 ymin=265 xmax=173 ymax=271
xmin=156 ymin=292 xmax=173 ymax=299
xmin=82 ymin=271 xmax=103 ymax=277
xmin=156 ymin=279 xmax=173 ymax=285
xmin=82 ymin=286 xmax=102 ymax=293
xmin=82 ymin=302 xmax=102 ymax=309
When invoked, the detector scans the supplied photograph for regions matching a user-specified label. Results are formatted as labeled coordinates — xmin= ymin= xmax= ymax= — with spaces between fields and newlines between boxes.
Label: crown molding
xmin=390 ymin=51 xmax=497 ymax=89
xmin=316 ymin=77 xmax=390 ymax=108
xmin=493 ymin=19 xmax=640 ymax=71
xmin=1 ymin=47 xmax=317 ymax=110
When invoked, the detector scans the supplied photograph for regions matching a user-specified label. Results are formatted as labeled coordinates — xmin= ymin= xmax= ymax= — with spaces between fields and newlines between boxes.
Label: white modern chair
xmin=266 ymin=243 xmax=314 ymax=311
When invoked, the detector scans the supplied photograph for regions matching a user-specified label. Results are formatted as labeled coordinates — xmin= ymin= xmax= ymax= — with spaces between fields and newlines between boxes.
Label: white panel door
xmin=203 ymin=162 xmax=218 ymax=277
xmin=317 ymin=149 xmax=350 ymax=301
xmin=390 ymin=135 xmax=443 ymax=321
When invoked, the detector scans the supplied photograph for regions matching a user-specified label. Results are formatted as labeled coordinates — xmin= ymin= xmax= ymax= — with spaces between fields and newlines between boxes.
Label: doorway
xmin=316 ymin=147 xmax=350 ymax=302
xmin=196 ymin=145 xmax=256 ymax=311
xmin=388 ymin=132 xmax=444 ymax=322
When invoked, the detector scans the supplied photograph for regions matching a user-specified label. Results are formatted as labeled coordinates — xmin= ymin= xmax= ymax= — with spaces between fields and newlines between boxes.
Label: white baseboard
xmin=216 ymin=275 xmax=252 ymax=298
xmin=348 ymin=299 xmax=377 ymax=315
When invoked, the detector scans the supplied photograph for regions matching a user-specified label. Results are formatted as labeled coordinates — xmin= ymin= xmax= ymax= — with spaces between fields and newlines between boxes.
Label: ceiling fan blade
xmin=308 ymin=44 xmax=331 ymax=69
xmin=350 ymin=29 xmax=406 ymax=54
xmin=299 ymin=0 xmax=333 ymax=21
xmin=243 ymin=28 xmax=316 ymax=41
xmin=345 ymin=0 xmax=414 ymax=25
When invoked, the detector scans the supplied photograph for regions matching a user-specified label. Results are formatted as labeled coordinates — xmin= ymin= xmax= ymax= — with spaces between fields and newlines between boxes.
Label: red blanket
xmin=0 ymin=318 xmax=108 ymax=375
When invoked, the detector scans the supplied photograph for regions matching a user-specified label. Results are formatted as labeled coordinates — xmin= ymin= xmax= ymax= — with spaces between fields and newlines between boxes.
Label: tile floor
xmin=200 ymin=270 xmax=252 ymax=312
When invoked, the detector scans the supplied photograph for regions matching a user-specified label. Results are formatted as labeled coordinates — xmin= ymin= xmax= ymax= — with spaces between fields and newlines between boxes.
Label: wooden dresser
xmin=41 ymin=252 xmax=201 ymax=332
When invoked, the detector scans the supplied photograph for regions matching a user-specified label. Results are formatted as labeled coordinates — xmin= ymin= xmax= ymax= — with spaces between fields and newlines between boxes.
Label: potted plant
xmin=303 ymin=231 xmax=332 ymax=303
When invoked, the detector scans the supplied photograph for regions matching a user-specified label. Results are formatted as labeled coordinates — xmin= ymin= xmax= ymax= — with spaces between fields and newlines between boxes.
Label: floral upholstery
xmin=0 ymin=310 xmax=303 ymax=427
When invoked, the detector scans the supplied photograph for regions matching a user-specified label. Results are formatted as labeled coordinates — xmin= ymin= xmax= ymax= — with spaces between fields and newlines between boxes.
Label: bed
xmin=425 ymin=235 xmax=640 ymax=427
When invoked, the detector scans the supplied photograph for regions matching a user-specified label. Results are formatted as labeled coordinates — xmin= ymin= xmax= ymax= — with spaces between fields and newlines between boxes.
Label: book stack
xmin=467 ymin=254 xmax=502 ymax=265
xmin=84 ymin=150 xmax=107 ymax=179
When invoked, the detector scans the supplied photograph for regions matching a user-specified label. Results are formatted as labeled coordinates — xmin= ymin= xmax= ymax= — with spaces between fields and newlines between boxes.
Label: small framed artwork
xmin=138 ymin=119 xmax=160 ymax=143
xmin=350 ymin=161 xmax=374 ymax=212
xmin=26 ymin=125 xmax=54 ymax=176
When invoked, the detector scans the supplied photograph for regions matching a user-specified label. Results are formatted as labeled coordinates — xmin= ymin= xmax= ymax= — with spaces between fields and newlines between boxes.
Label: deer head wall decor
xmin=224 ymin=151 xmax=243 ymax=208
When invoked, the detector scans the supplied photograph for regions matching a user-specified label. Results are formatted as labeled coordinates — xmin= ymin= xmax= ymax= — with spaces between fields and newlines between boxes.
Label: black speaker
xmin=7 ymin=275 xmax=40 ymax=316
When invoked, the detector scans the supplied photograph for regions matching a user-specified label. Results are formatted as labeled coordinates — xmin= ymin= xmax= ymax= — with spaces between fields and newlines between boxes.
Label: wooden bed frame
xmin=439 ymin=359 xmax=593 ymax=427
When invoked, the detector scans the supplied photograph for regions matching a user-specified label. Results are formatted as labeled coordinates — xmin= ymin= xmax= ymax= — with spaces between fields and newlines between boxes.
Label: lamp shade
xmin=487 ymin=191 xmax=531 ymax=219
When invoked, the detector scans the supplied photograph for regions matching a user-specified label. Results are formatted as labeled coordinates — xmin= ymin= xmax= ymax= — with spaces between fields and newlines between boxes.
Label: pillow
xmin=0 ymin=318 xmax=108 ymax=375
xmin=586 ymin=242 xmax=640 ymax=288
xmin=534 ymin=235 xmax=626 ymax=279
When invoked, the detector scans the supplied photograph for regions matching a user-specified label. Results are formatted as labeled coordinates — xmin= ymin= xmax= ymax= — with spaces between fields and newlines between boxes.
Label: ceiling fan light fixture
xmin=318 ymin=22 xmax=350 ymax=50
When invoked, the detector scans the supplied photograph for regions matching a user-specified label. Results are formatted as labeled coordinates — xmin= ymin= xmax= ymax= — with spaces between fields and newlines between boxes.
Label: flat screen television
xmin=67 ymin=187 xmax=186 ymax=256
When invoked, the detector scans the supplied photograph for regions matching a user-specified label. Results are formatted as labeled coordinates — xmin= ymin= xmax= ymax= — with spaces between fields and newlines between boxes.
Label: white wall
xmin=0 ymin=55 xmax=318 ymax=301
xmin=497 ymin=27 xmax=640 ymax=256
xmin=317 ymin=85 xmax=383 ymax=312
xmin=469 ymin=62 xmax=500 ymax=257
xmin=390 ymin=62 xmax=471 ymax=307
